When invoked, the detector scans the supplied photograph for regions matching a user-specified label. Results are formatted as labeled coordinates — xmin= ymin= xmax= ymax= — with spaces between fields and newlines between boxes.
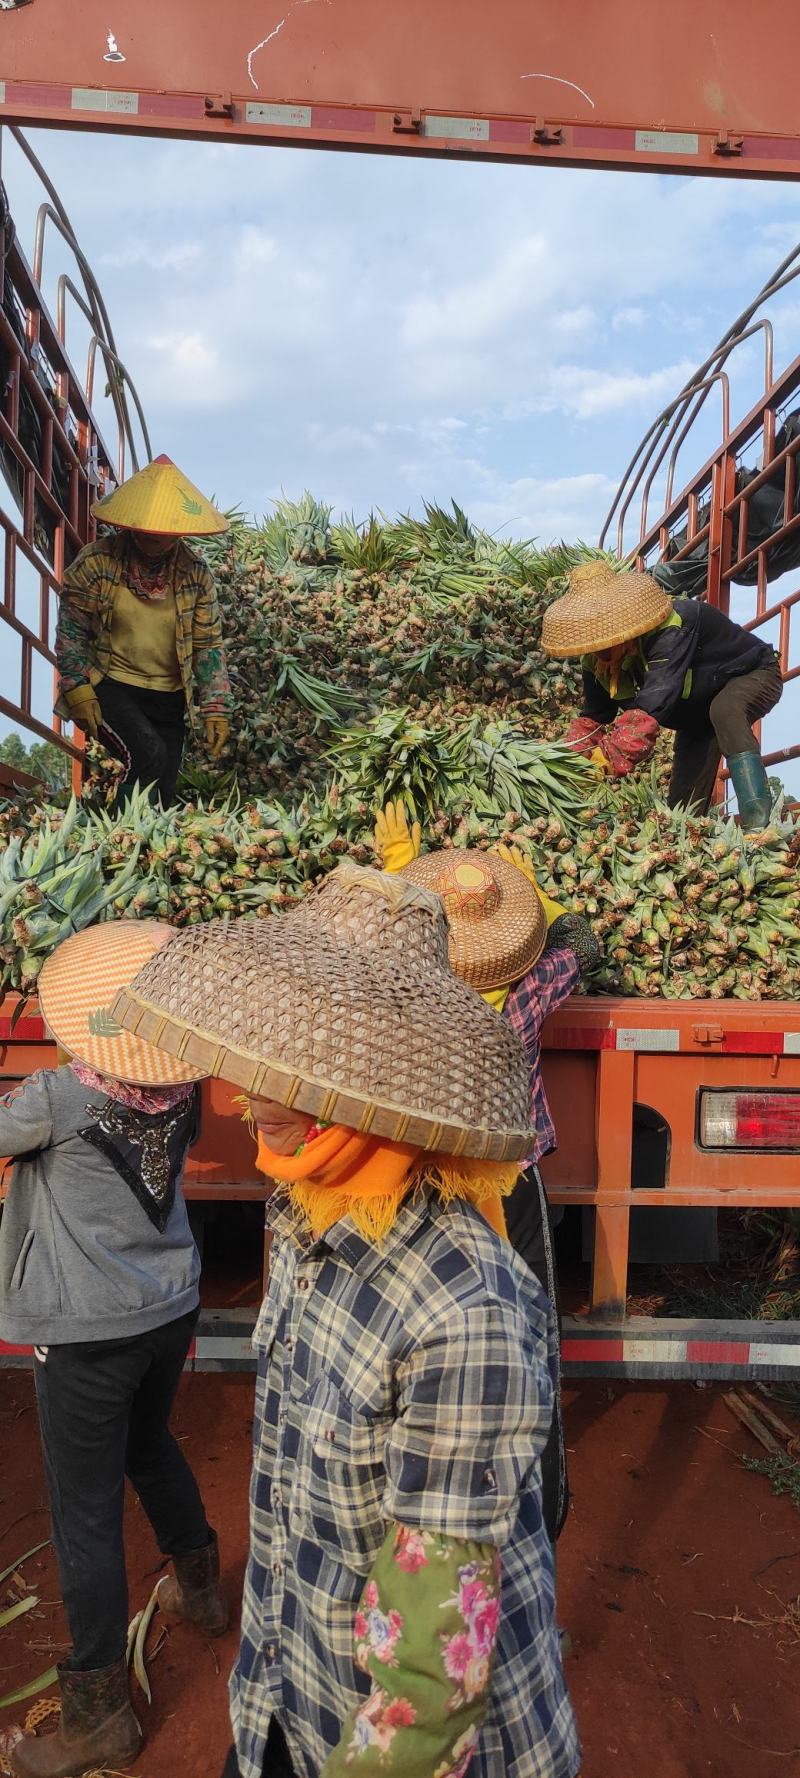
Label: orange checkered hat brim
xmin=38 ymin=920 xmax=205 ymax=1087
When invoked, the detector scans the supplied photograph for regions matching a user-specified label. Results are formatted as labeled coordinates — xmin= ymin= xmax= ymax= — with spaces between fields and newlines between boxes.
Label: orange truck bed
xmin=3 ymin=995 xmax=800 ymax=1379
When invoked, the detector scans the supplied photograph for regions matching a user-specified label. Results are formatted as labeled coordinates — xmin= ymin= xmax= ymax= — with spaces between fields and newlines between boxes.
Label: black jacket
xmin=580 ymin=598 xmax=774 ymax=733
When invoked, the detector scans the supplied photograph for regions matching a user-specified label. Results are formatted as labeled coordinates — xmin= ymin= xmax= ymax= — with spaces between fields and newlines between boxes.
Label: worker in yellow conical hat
xmin=55 ymin=455 xmax=231 ymax=809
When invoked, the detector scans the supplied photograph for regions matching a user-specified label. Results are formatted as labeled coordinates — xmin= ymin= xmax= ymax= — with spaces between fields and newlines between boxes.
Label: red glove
xmin=562 ymin=717 xmax=606 ymax=757
xmin=597 ymin=709 xmax=660 ymax=777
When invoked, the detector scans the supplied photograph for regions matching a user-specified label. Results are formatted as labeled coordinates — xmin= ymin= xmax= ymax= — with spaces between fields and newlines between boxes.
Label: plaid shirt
xmin=505 ymin=949 xmax=580 ymax=1163
xmin=55 ymin=533 xmax=230 ymax=727
xmin=231 ymin=1188 xmax=580 ymax=1778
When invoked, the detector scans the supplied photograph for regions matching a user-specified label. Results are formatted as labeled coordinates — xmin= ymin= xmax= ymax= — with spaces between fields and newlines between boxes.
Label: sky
xmin=2 ymin=125 xmax=799 ymax=781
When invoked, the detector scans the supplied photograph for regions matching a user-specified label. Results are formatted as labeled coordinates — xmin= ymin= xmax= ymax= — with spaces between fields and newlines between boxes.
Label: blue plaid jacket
xmin=230 ymin=1187 xmax=581 ymax=1778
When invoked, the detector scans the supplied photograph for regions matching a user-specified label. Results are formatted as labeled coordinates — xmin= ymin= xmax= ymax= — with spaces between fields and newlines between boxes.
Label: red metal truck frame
xmin=0 ymin=72 xmax=799 ymax=1372
xmin=2 ymin=0 xmax=800 ymax=180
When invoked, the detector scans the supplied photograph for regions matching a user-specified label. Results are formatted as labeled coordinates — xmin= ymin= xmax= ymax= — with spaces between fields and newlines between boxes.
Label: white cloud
xmin=141 ymin=329 xmax=234 ymax=408
xmin=305 ymin=422 xmax=378 ymax=455
xmin=399 ymin=236 xmax=547 ymax=349
xmin=99 ymin=241 xmax=204 ymax=272
xmin=540 ymin=359 xmax=697 ymax=419
xmin=5 ymin=124 xmax=800 ymax=542
xmin=612 ymin=305 xmax=647 ymax=332
xmin=553 ymin=305 xmax=596 ymax=338
xmin=471 ymin=472 xmax=618 ymax=544
xmin=237 ymin=226 xmax=279 ymax=267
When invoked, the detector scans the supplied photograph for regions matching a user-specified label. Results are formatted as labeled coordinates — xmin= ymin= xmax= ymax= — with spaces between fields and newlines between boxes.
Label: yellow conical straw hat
xmin=91 ymin=455 xmax=228 ymax=537
xmin=541 ymin=561 xmax=672 ymax=659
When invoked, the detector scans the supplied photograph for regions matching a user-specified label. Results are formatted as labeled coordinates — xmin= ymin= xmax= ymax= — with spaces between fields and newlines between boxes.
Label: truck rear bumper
xmin=3 ymin=1313 xmax=798 ymax=1379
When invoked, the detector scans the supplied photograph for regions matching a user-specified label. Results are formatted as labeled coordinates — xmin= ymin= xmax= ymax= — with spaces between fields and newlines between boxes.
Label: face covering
xmin=254 ymin=1123 xmax=518 ymax=1244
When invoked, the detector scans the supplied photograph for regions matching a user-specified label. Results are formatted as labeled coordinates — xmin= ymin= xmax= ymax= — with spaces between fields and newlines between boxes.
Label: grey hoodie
xmin=0 ymin=1067 xmax=200 ymax=1346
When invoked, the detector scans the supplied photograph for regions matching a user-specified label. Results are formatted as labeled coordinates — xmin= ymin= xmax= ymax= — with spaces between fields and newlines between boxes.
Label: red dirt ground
xmin=1 ymin=1372 xmax=798 ymax=1778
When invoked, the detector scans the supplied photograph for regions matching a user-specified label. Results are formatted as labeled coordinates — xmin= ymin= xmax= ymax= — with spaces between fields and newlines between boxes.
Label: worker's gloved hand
xmin=492 ymin=842 xmax=567 ymax=928
xmin=601 ymin=709 xmax=660 ymax=777
xmin=590 ymin=747 xmax=612 ymax=776
xmin=64 ymin=683 xmax=102 ymax=740
xmin=562 ymin=717 xmax=604 ymax=757
xmin=545 ymin=912 xmax=600 ymax=975
xmin=205 ymin=714 xmax=230 ymax=758
xmin=373 ymin=799 xmax=422 ymax=872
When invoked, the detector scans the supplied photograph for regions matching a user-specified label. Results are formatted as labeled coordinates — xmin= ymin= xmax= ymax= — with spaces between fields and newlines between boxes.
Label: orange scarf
xmin=256 ymin=1124 xmax=518 ymax=1244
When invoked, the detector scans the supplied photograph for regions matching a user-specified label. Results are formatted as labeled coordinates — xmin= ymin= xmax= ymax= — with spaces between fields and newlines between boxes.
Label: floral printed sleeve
xmin=188 ymin=558 xmax=231 ymax=715
xmin=321 ymin=1522 xmax=501 ymax=1778
xmin=55 ymin=544 xmax=105 ymax=698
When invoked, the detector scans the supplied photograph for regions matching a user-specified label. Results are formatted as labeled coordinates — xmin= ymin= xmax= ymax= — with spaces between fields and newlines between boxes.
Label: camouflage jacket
xmin=55 ymin=533 xmax=231 ymax=728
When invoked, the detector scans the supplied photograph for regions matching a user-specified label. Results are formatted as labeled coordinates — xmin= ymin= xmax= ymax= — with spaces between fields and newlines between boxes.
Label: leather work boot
xmin=158 ymin=1530 xmax=229 ymax=1636
xmin=11 ymin=1659 xmax=141 ymax=1778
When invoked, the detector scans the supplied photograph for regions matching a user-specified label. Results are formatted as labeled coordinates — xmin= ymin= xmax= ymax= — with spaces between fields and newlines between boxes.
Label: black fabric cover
xmin=653 ymin=410 xmax=800 ymax=599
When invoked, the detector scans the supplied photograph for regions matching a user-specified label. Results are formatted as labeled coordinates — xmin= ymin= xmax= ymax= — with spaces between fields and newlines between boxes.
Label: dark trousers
xmin=668 ymin=655 xmax=783 ymax=813
xmin=34 ymin=1310 xmax=211 ymax=1670
xmin=221 ymin=1721 xmax=294 ymax=1778
xmin=504 ymin=1164 xmax=568 ymax=1543
xmin=96 ymin=676 xmax=186 ymax=810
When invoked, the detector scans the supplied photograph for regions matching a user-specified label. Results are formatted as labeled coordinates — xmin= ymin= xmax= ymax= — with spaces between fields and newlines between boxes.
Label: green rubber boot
xmin=727 ymin=751 xmax=772 ymax=832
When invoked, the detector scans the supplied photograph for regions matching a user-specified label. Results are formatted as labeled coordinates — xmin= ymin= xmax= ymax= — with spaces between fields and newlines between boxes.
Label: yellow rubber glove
xmin=373 ymin=799 xmax=422 ymax=872
xmin=590 ymin=746 xmax=611 ymax=776
xmin=64 ymin=683 xmax=102 ymax=740
xmin=491 ymin=842 xmax=566 ymax=928
xmin=481 ymin=984 xmax=511 ymax=1013
xmin=205 ymin=714 xmax=230 ymax=758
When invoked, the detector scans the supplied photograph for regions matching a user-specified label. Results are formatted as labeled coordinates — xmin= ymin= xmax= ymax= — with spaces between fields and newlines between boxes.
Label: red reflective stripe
xmin=4 ymin=81 xmax=70 ymax=107
xmin=488 ymin=119 xmax=531 ymax=144
xmin=561 ymin=1338 xmax=625 ymax=1364
xmin=722 ymin=1031 xmax=785 ymax=1054
xmin=0 ymin=1018 xmax=47 ymax=1041
xmin=573 ymin=127 xmax=635 ymax=150
xmin=544 ymin=1027 xmax=615 ymax=1051
xmin=311 ymin=106 xmax=374 ymax=133
xmin=0 ymin=1337 xmax=199 ymax=1359
xmin=742 ymin=135 xmax=800 ymax=162
xmin=686 ymin=1340 xmax=749 ymax=1366
xmin=138 ymin=92 xmax=206 ymax=120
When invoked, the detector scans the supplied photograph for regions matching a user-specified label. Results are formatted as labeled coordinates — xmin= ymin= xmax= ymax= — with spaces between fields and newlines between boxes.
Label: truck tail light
xmin=699 ymin=1090 xmax=800 ymax=1150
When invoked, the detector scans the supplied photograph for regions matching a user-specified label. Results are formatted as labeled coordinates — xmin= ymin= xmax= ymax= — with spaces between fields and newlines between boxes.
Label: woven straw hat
xmin=91 ymin=454 xmax=228 ymax=537
xmin=541 ymin=561 xmax=672 ymax=658
xmin=38 ymin=921 xmax=206 ymax=1087
xmin=110 ymin=864 xmax=534 ymax=1161
xmin=399 ymin=850 xmax=547 ymax=991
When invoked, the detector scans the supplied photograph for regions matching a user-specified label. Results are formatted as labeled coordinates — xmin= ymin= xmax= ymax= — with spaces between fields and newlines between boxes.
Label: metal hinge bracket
xmin=532 ymin=119 xmax=565 ymax=147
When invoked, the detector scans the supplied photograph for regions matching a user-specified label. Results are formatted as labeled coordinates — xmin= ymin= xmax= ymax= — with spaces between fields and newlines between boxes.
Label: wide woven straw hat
xmin=91 ymin=454 xmax=228 ymax=537
xmin=541 ymin=561 xmax=672 ymax=658
xmin=110 ymin=864 xmax=534 ymax=1162
xmin=400 ymin=850 xmax=547 ymax=992
xmin=38 ymin=921 xmax=206 ymax=1087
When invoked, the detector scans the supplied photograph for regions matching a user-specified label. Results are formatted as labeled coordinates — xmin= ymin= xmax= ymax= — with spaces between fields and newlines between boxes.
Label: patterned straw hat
xmin=91 ymin=454 xmax=228 ymax=537
xmin=541 ymin=561 xmax=672 ymax=658
xmin=38 ymin=921 xmax=206 ymax=1087
xmin=400 ymin=850 xmax=547 ymax=991
xmin=110 ymin=864 xmax=534 ymax=1161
